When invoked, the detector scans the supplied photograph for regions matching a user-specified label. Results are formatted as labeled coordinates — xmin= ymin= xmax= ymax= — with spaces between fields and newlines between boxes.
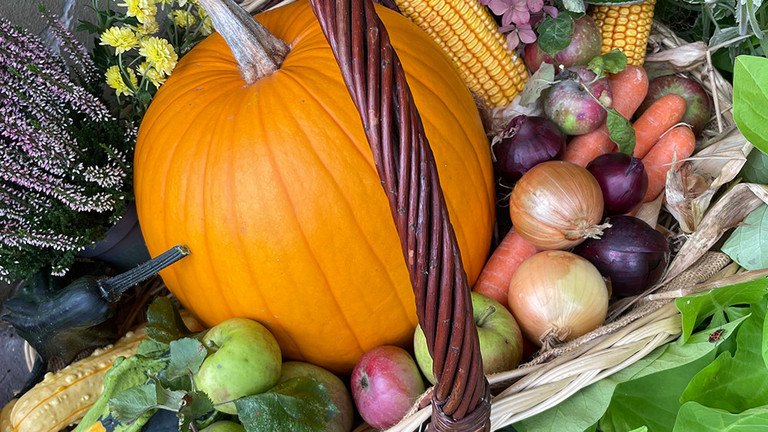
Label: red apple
xmin=350 ymin=345 xmax=425 ymax=430
xmin=523 ymin=15 xmax=602 ymax=73
xmin=413 ymin=292 xmax=524 ymax=383
xmin=637 ymin=75 xmax=712 ymax=134
xmin=544 ymin=66 xmax=612 ymax=135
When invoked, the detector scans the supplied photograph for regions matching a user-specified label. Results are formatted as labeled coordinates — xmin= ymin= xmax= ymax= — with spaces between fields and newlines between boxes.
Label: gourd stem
xmin=98 ymin=245 xmax=190 ymax=302
xmin=197 ymin=0 xmax=289 ymax=84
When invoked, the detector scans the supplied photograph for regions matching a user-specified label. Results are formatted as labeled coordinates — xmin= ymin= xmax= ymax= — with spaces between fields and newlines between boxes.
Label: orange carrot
xmin=563 ymin=66 xmax=649 ymax=167
xmin=472 ymin=228 xmax=539 ymax=308
xmin=632 ymin=93 xmax=687 ymax=159
xmin=641 ymin=125 xmax=696 ymax=202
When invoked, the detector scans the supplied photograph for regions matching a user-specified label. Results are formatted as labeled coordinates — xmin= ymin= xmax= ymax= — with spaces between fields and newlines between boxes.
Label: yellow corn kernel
xmin=394 ymin=0 xmax=528 ymax=107
xmin=590 ymin=0 xmax=657 ymax=66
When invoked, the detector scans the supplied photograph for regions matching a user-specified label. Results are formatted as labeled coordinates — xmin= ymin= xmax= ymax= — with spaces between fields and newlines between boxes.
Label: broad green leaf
xmin=733 ymin=55 xmax=768 ymax=154
xmin=146 ymin=297 xmax=193 ymax=345
xmin=74 ymin=355 xmax=167 ymax=432
xmin=136 ymin=338 xmax=169 ymax=358
xmin=628 ymin=428 xmax=649 ymax=432
xmin=109 ymin=383 xmax=158 ymax=424
xmin=675 ymin=279 xmax=768 ymax=341
xmin=674 ymin=402 xmax=768 ymax=431
xmin=740 ymin=149 xmax=768 ymax=184
xmin=721 ymin=204 xmax=768 ymax=270
xmin=537 ymin=14 xmax=575 ymax=56
xmin=599 ymin=353 xmax=714 ymax=432
xmin=520 ymin=62 xmax=556 ymax=106
xmin=682 ymin=299 xmax=768 ymax=412
xmin=513 ymin=319 xmax=737 ymax=432
xmin=606 ymin=108 xmax=636 ymax=155
xmin=235 ymin=376 xmax=337 ymax=432
xmin=166 ymin=338 xmax=207 ymax=380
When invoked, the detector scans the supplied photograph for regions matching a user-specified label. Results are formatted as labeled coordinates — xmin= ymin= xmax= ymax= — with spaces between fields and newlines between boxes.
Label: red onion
xmin=492 ymin=115 xmax=566 ymax=182
xmin=573 ymin=216 xmax=669 ymax=297
xmin=586 ymin=153 xmax=648 ymax=216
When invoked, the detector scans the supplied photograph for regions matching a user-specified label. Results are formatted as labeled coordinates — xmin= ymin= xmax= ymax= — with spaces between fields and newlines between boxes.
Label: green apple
xmin=277 ymin=361 xmax=354 ymax=432
xmin=193 ymin=317 xmax=282 ymax=414
xmin=200 ymin=421 xmax=246 ymax=432
xmin=413 ymin=292 xmax=524 ymax=383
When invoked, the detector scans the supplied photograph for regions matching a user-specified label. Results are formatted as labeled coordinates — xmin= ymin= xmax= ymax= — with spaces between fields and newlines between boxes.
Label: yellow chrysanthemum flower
xmin=105 ymin=66 xmax=138 ymax=97
xmin=139 ymin=36 xmax=178 ymax=76
xmin=118 ymin=0 xmax=158 ymax=24
xmin=138 ymin=61 xmax=167 ymax=88
xmin=199 ymin=16 xmax=213 ymax=36
xmin=170 ymin=9 xmax=196 ymax=28
xmin=99 ymin=26 xmax=139 ymax=54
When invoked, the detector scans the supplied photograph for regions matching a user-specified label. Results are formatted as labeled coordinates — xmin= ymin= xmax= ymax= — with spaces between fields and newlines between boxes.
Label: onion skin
xmin=509 ymin=160 xmax=606 ymax=250
xmin=586 ymin=153 xmax=648 ymax=216
xmin=573 ymin=216 xmax=670 ymax=297
xmin=492 ymin=115 xmax=566 ymax=182
xmin=508 ymin=250 xmax=608 ymax=348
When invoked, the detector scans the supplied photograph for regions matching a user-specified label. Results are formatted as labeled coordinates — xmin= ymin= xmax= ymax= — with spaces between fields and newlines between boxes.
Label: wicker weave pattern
xmin=306 ymin=0 xmax=490 ymax=429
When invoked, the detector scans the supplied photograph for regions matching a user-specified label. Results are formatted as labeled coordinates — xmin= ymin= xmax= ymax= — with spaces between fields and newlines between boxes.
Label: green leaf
xmin=740 ymin=149 xmax=768 ymax=184
xmin=146 ymin=297 xmax=193 ymax=344
xmin=674 ymin=402 xmax=768 ymax=431
xmin=606 ymin=108 xmax=636 ymax=155
xmin=537 ymin=14 xmax=576 ymax=56
xmin=235 ymin=376 xmax=337 ymax=432
xmin=109 ymin=383 xmax=158 ymax=425
xmin=599 ymin=352 xmax=714 ymax=432
xmin=562 ymin=0 xmax=586 ymax=13
xmin=136 ymin=338 xmax=169 ymax=358
xmin=733 ymin=55 xmax=768 ymax=154
xmin=178 ymin=391 xmax=215 ymax=431
xmin=682 ymin=299 xmax=768 ymax=412
xmin=721 ymin=204 xmax=768 ymax=270
xmin=675 ymin=279 xmax=768 ymax=341
xmin=151 ymin=376 xmax=187 ymax=411
xmin=166 ymin=338 xmax=207 ymax=380
xmin=587 ymin=49 xmax=628 ymax=77
xmin=628 ymin=428 xmax=649 ymax=432
xmin=520 ymin=62 xmax=556 ymax=106
xmin=74 ymin=354 xmax=168 ymax=432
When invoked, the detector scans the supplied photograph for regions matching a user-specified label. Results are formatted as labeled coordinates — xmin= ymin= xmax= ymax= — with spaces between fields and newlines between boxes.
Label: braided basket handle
xmin=305 ymin=0 xmax=491 ymax=429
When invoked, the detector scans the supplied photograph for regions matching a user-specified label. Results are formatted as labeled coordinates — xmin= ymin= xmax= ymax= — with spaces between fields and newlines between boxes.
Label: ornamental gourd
xmin=134 ymin=0 xmax=495 ymax=373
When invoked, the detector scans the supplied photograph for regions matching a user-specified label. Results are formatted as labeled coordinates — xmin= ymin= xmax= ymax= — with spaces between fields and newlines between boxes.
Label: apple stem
xmin=476 ymin=305 xmax=496 ymax=327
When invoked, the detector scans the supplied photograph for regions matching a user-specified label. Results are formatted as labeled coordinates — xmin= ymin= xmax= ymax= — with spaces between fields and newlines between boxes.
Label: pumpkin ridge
xmin=256 ymin=114 xmax=367 ymax=359
xmin=275 ymin=69 xmax=377 ymax=171
xmin=260 ymin=84 xmax=417 ymax=327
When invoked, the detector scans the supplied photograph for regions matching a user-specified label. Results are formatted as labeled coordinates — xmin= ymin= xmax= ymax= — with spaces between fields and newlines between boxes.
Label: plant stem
xmin=98 ymin=245 xmax=190 ymax=302
xmin=196 ymin=0 xmax=289 ymax=84
xmin=476 ymin=306 xmax=496 ymax=327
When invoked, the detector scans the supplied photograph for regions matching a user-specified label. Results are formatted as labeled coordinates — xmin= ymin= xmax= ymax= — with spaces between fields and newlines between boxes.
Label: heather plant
xmin=0 ymin=9 xmax=134 ymax=282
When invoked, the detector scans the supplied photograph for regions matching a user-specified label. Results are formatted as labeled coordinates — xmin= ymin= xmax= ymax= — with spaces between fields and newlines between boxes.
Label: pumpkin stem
xmin=197 ymin=0 xmax=289 ymax=84
xmin=98 ymin=245 xmax=190 ymax=302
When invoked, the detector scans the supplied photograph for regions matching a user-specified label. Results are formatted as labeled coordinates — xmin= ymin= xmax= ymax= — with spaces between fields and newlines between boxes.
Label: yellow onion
xmin=508 ymin=250 xmax=608 ymax=349
xmin=509 ymin=160 xmax=608 ymax=250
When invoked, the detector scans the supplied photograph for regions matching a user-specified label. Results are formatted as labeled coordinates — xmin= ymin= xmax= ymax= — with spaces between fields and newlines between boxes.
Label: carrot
xmin=641 ymin=125 xmax=696 ymax=202
xmin=563 ymin=65 xmax=649 ymax=167
xmin=632 ymin=93 xmax=688 ymax=159
xmin=472 ymin=228 xmax=539 ymax=308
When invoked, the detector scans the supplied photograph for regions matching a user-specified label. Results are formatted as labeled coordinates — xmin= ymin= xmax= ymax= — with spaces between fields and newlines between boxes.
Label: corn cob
xmin=394 ymin=0 xmax=529 ymax=108
xmin=590 ymin=0 xmax=657 ymax=66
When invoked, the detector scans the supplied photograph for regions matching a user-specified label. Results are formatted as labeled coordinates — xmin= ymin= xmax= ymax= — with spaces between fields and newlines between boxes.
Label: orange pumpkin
xmin=134 ymin=0 xmax=494 ymax=373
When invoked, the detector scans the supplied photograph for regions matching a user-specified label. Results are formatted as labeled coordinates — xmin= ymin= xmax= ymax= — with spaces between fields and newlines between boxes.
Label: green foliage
xmin=734 ymin=56 xmax=768 ymax=154
xmin=537 ymin=13 xmax=577 ymax=55
xmin=606 ymin=108 xmax=636 ymax=155
xmin=77 ymin=299 xmax=336 ymax=431
xmin=587 ymin=49 xmax=628 ymax=77
xmin=722 ymin=205 xmax=768 ymax=270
